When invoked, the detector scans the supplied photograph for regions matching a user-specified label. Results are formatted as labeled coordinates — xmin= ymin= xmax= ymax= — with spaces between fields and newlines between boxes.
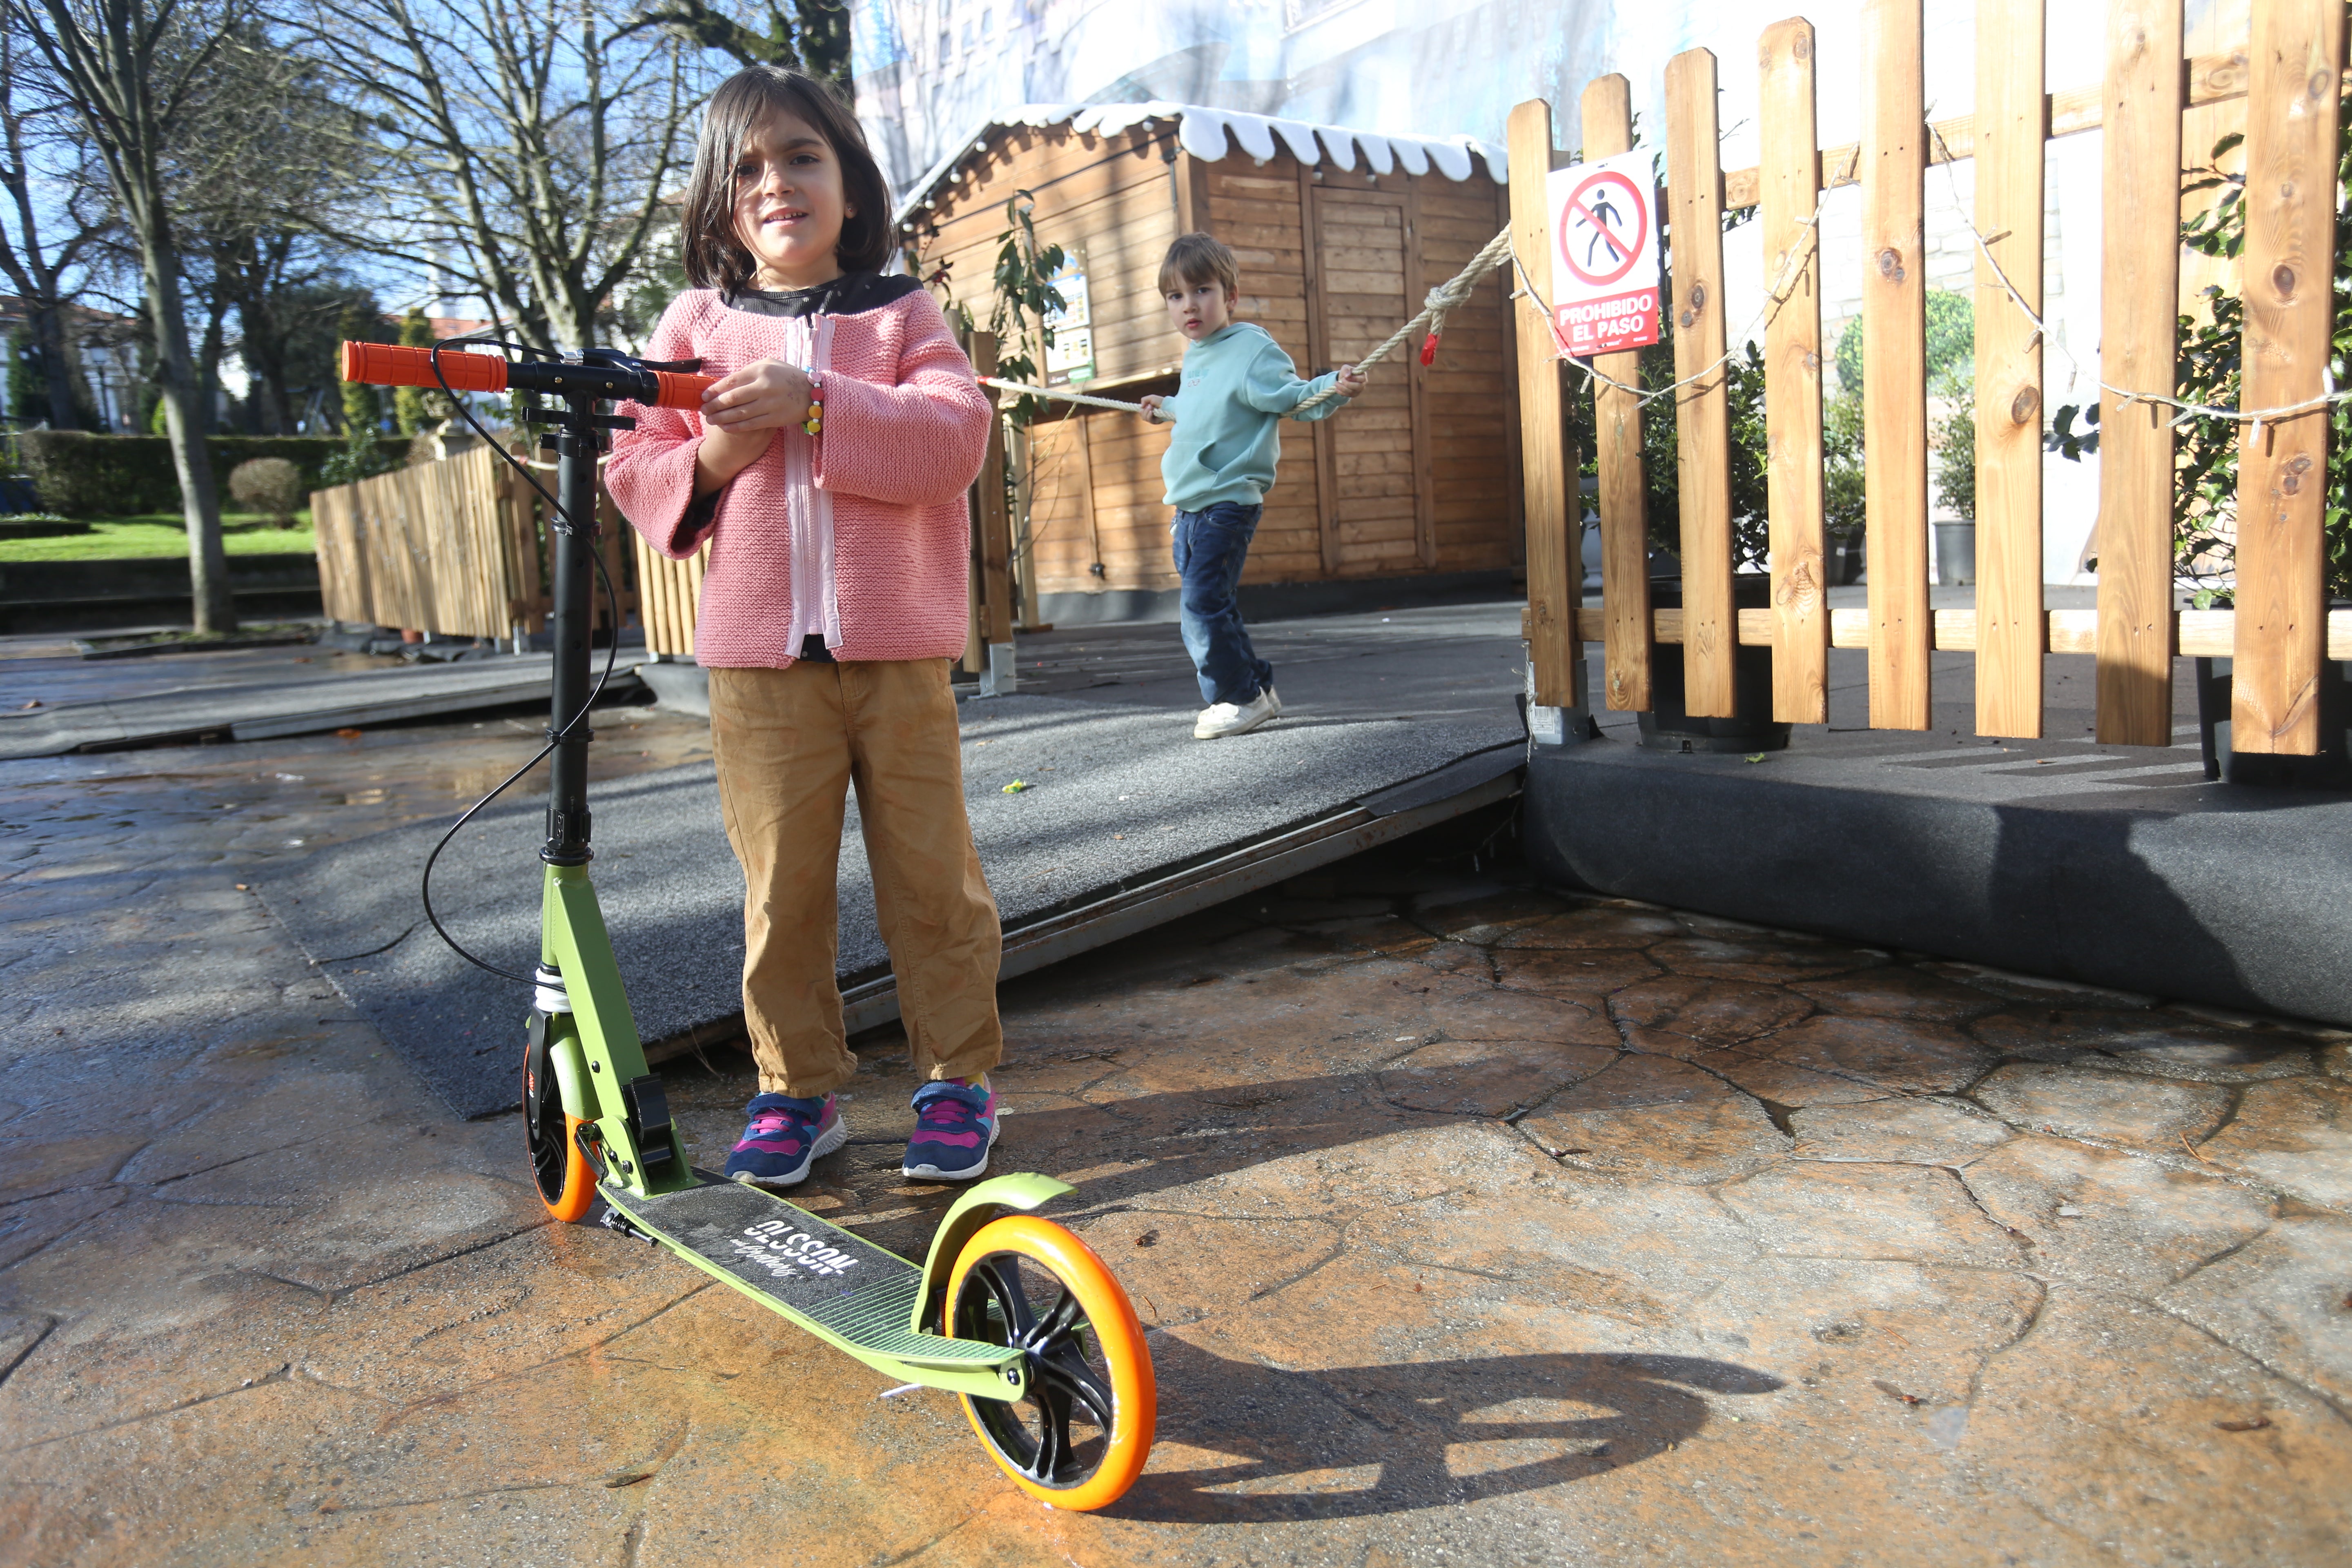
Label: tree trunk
xmin=143 ymin=235 xmax=233 ymax=631
xmin=195 ymin=292 xmax=228 ymax=437
xmin=28 ymin=302 xmax=82 ymax=430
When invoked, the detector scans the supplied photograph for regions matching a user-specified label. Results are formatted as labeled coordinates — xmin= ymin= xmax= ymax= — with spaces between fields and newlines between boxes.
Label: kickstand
xmin=601 ymin=1207 xmax=655 ymax=1246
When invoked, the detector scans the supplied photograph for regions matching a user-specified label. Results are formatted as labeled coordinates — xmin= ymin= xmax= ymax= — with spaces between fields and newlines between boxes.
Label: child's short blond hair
xmin=1158 ymin=232 xmax=1239 ymax=298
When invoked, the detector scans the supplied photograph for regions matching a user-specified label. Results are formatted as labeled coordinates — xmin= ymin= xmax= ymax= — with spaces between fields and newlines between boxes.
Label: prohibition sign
xmin=1558 ymin=170 xmax=1647 ymax=289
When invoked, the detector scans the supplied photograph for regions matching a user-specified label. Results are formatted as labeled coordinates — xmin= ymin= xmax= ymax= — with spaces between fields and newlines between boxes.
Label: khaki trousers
xmin=707 ymin=659 xmax=1002 ymax=1097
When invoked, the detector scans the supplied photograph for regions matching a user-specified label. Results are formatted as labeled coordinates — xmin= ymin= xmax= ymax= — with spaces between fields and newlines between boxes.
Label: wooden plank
xmin=1758 ymin=20 xmax=1829 ymax=724
xmin=1174 ymin=146 xmax=1210 ymax=236
xmin=1633 ymin=604 xmax=2352 ymax=659
xmin=2231 ymin=0 xmax=2343 ymax=756
xmin=1303 ymin=163 xmax=1342 ymax=577
xmin=1862 ymin=0 xmax=1932 ymax=731
xmin=1507 ymin=98 xmax=1579 ymax=705
xmin=1075 ymin=409 xmax=1105 ymax=583
xmin=1582 ymin=75 xmax=1651 ymax=713
xmin=1493 ymin=173 xmax=1529 ymax=580
xmin=1975 ymin=0 xmax=2047 ymax=738
xmin=2096 ymin=0 xmax=2187 ymax=746
xmin=1721 ymin=49 xmax=2352 ymax=208
xmin=968 ymin=332 xmax=1014 ymax=645
xmin=1665 ymin=49 xmax=1736 ymax=719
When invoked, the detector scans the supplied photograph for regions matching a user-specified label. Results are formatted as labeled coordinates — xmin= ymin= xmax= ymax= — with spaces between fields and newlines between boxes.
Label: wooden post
xmin=1665 ymin=48 xmax=1735 ymax=719
xmin=970 ymin=333 xmax=1013 ymax=640
xmin=1301 ymin=162 xmax=1344 ymax=579
xmin=1759 ymin=20 xmax=1829 ymax=724
xmin=1582 ymin=75 xmax=1653 ymax=713
xmin=1403 ymin=176 xmax=1439 ymax=571
xmin=1508 ymin=97 xmax=1579 ymax=708
xmin=1861 ymin=0 xmax=1932 ymax=731
xmin=967 ymin=331 xmax=1014 ymax=686
xmin=1010 ymin=424 xmax=1042 ymax=629
xmin=2230 ymin=0 xmax=2343 ymax=756
xmin=2095 ymin=0 xmax=2185 ymax=746
xmin=1975 ymin=0 xmax=2047 ymax=739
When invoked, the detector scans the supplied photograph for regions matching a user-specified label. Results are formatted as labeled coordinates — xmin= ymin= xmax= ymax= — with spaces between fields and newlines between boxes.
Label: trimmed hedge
xmin=12 ymin=432 xmax=410 ymax=517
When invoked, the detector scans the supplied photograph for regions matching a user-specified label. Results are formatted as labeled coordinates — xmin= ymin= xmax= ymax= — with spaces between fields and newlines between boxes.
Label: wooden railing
xmin=1512 ymin=0 xmax=2346 ymax=754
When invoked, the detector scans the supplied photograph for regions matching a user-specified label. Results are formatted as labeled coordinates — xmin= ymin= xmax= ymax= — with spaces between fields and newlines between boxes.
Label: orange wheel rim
xmin=944 ymin=1215 xmax=1156 ymax=1511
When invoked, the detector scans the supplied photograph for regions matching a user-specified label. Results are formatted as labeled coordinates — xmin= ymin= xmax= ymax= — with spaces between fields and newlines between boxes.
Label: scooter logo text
xmin=736 ymin=1219 xmax=859 ymax=1278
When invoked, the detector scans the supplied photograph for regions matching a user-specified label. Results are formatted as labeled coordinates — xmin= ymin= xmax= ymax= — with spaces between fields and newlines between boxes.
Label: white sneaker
xmin=1263 ymin=684 xmax=1283 ymax=717
xmin=1194 ymin=688 xmax=1279 ymax=739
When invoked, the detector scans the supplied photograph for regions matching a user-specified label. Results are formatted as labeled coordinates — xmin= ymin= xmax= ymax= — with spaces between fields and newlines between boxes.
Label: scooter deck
xmin=600 ymin=1171 xmax=1018 ymax=1377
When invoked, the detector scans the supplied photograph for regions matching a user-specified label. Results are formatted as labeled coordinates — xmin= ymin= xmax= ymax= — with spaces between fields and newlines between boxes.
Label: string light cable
xmin=1922 ymin=120 xmax=2345 ymax=445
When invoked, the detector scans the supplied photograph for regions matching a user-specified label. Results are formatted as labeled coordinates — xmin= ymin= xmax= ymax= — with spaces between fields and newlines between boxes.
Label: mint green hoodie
xmin=1157 ymin=323 xmax=1343 ymax=510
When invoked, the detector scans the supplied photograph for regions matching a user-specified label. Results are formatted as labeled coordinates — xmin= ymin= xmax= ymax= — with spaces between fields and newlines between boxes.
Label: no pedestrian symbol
xmin=1546 ymin=151 xmax=1661 ymax=356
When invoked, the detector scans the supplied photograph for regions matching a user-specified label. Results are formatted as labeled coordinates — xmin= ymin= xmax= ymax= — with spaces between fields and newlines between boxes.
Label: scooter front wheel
xmin=523 ymin=1031 xmax=596 ymax=1223
xmin=944 ymin=1215 xmax=1155 ymax=1511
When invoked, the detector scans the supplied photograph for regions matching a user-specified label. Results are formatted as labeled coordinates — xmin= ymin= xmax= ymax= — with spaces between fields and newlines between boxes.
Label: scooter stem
xmin=543 ymin=412 xmax=601 ymax=866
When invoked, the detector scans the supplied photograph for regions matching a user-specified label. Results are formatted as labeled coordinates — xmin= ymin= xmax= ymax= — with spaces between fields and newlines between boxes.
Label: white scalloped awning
xmin=893 ymin=102 xmax=1505 ymax=229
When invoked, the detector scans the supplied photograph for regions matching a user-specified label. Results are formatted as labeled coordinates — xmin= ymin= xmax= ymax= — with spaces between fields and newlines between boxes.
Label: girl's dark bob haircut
xmin=681 ymin=65 xmax=895 ymax=293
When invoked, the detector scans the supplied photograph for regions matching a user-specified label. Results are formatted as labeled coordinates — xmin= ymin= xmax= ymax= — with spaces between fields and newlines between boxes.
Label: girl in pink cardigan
xmin=608 ymin=65 xmax=1004 ymax=1187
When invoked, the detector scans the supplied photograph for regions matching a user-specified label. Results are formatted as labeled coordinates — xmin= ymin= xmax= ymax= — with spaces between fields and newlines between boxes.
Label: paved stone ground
xmin=2 ymin=684 xmax=2349 ymax=1566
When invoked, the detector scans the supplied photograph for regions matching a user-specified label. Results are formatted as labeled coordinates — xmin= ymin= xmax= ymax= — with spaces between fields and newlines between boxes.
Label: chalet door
xmin=1307 ymin=186 xmax=1435 ymax=576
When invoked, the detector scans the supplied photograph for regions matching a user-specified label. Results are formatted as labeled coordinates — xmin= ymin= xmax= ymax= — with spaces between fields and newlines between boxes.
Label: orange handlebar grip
xmin=340 ymin=340 xmax=509 ymax=395
xmin=650 ymin=370 xmax=719 ymax=410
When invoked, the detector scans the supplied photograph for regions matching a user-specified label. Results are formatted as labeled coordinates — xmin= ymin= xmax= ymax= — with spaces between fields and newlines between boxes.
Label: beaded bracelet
xmin=802 ymin=363 xmax=823 ymax=437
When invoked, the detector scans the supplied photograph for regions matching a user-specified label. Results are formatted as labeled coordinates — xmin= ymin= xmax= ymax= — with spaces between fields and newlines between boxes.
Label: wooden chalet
xmin=897 ymin=104 xmax=1523 ymax=612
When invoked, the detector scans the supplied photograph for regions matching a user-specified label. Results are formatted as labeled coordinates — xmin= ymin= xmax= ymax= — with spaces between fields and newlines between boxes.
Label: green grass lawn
xmin=0 ymin=511 xmax=315 ymax=563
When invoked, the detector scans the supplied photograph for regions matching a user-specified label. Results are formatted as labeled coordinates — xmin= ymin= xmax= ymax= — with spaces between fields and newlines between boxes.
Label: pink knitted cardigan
xmin=606 ymin=286 xmax=989 ymax=667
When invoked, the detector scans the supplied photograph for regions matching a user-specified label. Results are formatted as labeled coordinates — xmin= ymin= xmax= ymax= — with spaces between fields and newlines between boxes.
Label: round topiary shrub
xmin=228 ymin=456 xmax=305 ymax=528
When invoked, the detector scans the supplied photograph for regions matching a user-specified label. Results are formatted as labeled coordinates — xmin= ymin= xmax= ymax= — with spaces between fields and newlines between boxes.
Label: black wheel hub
xmin=523 ymin=1021 xmax=568 ymax=1204
xmin=953 ymin=1253 xmax=1117 ymax=1489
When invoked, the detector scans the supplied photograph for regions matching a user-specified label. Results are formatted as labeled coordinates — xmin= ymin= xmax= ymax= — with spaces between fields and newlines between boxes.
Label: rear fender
xmin=913 ymin=1173 xmax=1075 ymax=1336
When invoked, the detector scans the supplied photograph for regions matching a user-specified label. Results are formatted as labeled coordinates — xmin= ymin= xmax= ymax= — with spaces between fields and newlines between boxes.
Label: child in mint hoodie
xmin=1140 ymin=233 xmax=1365 ymax=738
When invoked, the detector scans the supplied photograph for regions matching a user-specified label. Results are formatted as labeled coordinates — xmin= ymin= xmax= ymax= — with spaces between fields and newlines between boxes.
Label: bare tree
xmin=623 ymin=0 xmax=846 ymax=83
xmin=171 ymin=27 xmax=370 ymax=431
xmin=0 ymin=16 xmax=110 ymax=429
xmin=300 ymin=0 xmax=710 ymax=352
xmin=9 ymin=0 xmax=242 ymax=628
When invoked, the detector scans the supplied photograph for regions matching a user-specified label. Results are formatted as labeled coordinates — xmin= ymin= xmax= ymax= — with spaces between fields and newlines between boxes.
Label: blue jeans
xmin=1172 ymin=502 xmax=1272 ymax=707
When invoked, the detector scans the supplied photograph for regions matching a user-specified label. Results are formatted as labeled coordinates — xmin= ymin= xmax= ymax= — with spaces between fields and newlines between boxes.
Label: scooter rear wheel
xmin=523 ymin=1030 xmax=596 ymax=1223
xmin=944 ymin=1215 xmax=1155 ymax=1511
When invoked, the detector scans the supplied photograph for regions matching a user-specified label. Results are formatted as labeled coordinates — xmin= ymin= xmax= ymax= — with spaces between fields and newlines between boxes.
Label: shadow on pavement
xmin=1114 ymin=1339 xmax=1781 ymax=1522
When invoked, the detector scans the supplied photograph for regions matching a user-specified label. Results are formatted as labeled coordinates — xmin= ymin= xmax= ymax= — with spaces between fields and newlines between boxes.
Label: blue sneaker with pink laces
xmin=726 ymin=1091 xmax=847 ymax=1188
xmin=903 ymin=1076 xmax=998 ymax=1180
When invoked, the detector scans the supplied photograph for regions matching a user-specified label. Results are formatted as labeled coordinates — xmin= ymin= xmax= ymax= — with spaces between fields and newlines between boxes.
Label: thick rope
xmin=1289 ymin=224 xmax=1520 ymax=412
xmin=981 ymin=224 xmax=1521 ymax=418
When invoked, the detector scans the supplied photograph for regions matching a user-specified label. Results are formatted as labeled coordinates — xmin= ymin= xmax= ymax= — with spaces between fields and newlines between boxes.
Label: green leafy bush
xmin=1833 ymin=290 xmax=1975 ymax=397
xmin=17 ymin=431 xmax=408 ymax=515
xmin=318 ymin=421 xmax=400 ymax=488
xmin=2050 ymin=125 xmax=2352 ymax=607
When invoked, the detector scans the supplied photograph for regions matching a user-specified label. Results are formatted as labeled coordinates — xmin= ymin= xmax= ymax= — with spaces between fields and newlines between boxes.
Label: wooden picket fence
xmin=310 ymin=443 xmax=636 ymax=642
xmin=1515 ymin=0 xmax=2351 ymax=753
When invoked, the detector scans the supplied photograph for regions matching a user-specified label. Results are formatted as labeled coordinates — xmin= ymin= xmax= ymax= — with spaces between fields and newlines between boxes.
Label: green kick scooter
xmin=343 ymin=336 xmax=1156 ymax=1512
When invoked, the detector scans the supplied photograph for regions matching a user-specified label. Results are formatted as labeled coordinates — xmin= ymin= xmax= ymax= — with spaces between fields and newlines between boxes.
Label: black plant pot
xmin=1637 ymin=575 xmax=1794 ymax=753
xmin=2196 ymin=655 xmax=2352 ymax=789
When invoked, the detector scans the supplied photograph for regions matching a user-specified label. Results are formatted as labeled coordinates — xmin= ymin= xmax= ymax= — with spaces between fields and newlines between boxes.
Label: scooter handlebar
xmin=339 ymin=341 xmax=717 ymax=411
